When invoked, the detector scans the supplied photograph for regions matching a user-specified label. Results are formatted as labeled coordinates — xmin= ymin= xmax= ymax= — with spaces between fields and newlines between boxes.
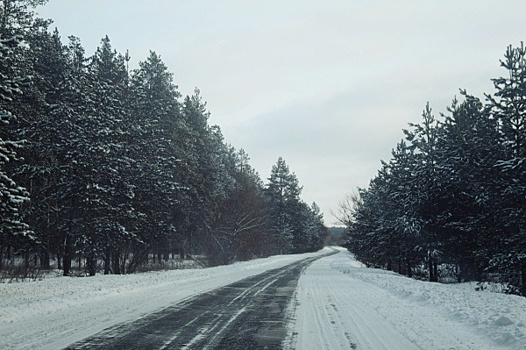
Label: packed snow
xmin=1 ymin=247 xmax=525 ymax=350
xmin=286 ymin=248 xmax=526 ymax=350
xmin=0 ymin=250 xmax=326 ymax=350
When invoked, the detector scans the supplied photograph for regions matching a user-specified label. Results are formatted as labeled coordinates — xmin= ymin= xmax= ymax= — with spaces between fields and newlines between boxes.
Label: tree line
xmin=0 ymin=0 xmax=327 ymax=277
xmin=340 ymin=43 xmax=526 ymax=296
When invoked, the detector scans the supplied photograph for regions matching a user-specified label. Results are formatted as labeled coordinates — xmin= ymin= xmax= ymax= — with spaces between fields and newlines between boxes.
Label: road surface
xmin=65 ymin=253 xmax=333 ymax=350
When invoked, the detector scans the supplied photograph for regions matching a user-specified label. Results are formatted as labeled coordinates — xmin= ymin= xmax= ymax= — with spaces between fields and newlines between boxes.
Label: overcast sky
xmin=37 ymin=0 xmax=526 ymax=225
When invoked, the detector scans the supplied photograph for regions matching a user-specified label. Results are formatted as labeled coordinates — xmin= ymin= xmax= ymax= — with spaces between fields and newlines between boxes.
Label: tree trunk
xmin=428 ymin=256 xmax=435 ymax=282
xmin=521 ymin=263 xmax=526 ymax=297
xmin=57 ymin=245 xmax=62 ymax=270
xmin=87 ymin=254 xmax=97 ymax=276
xmin=104 ymin=247 xmax=111 ymax=275
xmin=112 ymin=248 xmax=121 ymax=275
xmin=24 ymin=251 xmax=30 ymax=269
xmin=0 ymin=236 xmax=4 ymax=270
xmin=40 ymin=250 xmax=50 ymax=269
xmin=179 ymin=247 xmax=186 ymax=260
xmin=63 ymin=234 xmax=72 ymax=276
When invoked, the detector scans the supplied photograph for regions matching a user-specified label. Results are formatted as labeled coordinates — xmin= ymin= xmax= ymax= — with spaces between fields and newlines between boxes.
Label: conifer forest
xmin=339 ymin=45 xmax=526 ymax=296
xmin=0 ymin=0 xmax=327 ymax=277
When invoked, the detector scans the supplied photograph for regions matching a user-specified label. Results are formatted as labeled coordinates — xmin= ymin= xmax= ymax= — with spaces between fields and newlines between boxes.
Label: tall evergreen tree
xmin=0 ymin=34 xmax=31 ymax=268
xmin=16 ymin=26 xmax=68 ymax=270
xmin=127 ymin=50 xmax=181 ymax=269
xmin=434 ymin=95 xmax=502 ymax=281
xmin=266 ymin=157 xmax=303 ymax=254
xmin=403 ymin=103 xmax=442 ymax=281
xmin=173 ymin=90 xmax=235 ymax=260
xmin=0 ymin=0 xmax=49 ymax=268
xmin=487 ymin=44 xmax=526 ymax=294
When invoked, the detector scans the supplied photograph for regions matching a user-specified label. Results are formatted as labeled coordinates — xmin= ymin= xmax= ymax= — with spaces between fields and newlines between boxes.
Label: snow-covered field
xmin=287 ymin=248 xmax=526 ymax=350
xmin=1 ymin=247 xmax=525 ymax=350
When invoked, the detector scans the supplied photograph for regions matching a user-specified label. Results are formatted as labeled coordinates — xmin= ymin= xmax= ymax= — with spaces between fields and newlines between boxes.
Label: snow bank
xmin=288 ymin=248 xmax=526 ymax=350
xmin=0 ymin=249 xmax=329 ymax=350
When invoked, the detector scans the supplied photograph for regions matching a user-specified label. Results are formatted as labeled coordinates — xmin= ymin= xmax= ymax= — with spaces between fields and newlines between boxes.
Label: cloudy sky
xmin=37 ymin=0 xmax=526 ymax=225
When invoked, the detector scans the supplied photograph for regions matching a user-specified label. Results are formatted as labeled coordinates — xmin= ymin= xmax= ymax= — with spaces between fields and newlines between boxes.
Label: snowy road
xmin=0 ymin=250 xmax=328 ymax=350
xmin=286 ymin=249 xmax=526 ymax=350
xmin=65 ymin=254 xmax=332 ymax=349
xmin=1 ymin=247 xmax=525 ymax=350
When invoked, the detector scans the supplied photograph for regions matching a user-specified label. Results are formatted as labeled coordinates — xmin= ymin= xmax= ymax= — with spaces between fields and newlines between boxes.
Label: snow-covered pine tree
xmin=0 ymin=0 xmax=51 ymax=269
xmin=45 ymin=35 xmax=94 ymax=276
xmin=303 ymin=202 xmax=327 ymax=252
xmin=17 ymin=26 xmax=68 ymax=270
xmin=435 ymin=95 xmax=502 ymax=282
xmin=0 ymin=34 xmax=31 ymax=268
xmin=127 ymin=50 xmax=181 ymax=269
xmin=403 ymin=103 xmax=442 ymax=282
xmin=173 ymin=90 xmax=236 ymax=262
xmin=79 ymin=36 xmax=136 ymax=275
xmin=382 ymin=140 xmax=424 ymax=275
xmin=0 ymin=0 xmax=49 ymax=39
xmin=266 ymin=157 xmax=303 ymax=254
xmin=486 ymin=44 xmax=526 ymax=295
xmin=342 ymin=182 xmax=385 ymax=267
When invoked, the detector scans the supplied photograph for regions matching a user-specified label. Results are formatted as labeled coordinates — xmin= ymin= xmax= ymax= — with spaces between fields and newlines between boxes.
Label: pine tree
xmin=47 ymin=35 xmax=94 ymax=276
xmin=383 ymin=140 xmax=424 ymax=275
xmin=266 ymin=157 xmax=303 ymax=254
xmin=127 ymin=50 xmax=181 ymax=269
xmin=403 ymin=103 xmax=442 ymax=281
xmin=17 ymin=26 xmax=68 ymax=270
xmin=0 ymin=0 xmax=50 ymax=269
xmin=0 ymin=34 xmax=31 ymax=268
xmin=0 ymin=0 xmax=49 ymax=39
xmin=303 ymin=202 xmax=327 ymax=252
xmin=434 ymin=95 xmax=502 ymax=281
xmin=72 ymin=35 xmax=136 ymax=275
xmin=486 ymin=44 xmax=526 ymax=294
xmin=173 ymin=90 xmax=236 ymax=261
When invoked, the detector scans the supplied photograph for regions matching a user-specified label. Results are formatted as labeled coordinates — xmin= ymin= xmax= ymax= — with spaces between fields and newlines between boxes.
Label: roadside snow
xmin=3 ymin=247 xmax=525 ymax=350
xmin=0 ymin=249 xmax=328 ymax=350
xmin=286 ymin=248 xmax=526 ymax=350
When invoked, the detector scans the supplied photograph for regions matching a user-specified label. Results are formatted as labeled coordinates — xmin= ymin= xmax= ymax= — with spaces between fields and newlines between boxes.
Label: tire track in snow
xmin=286 ymin=249 xmax=500 ymax=350
xmin=286 ymin=252 xmax=422 ymax=349
xmin=65 ymin=253 xmax=333 ymax=350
